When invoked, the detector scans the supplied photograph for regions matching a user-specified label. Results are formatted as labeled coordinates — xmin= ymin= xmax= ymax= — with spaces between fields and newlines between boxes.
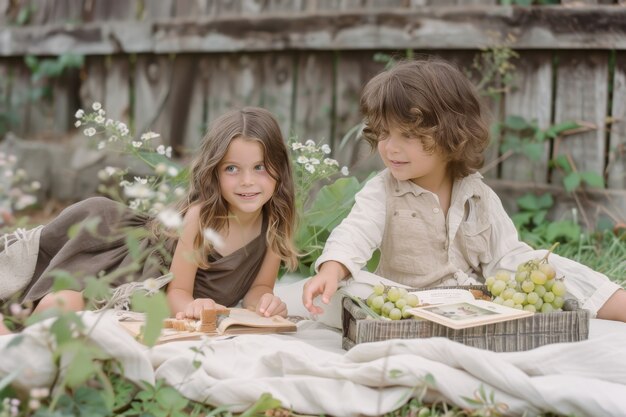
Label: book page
xmin=408 ymin=300 xmax=534 ymax=330
xmin=410 ymin=289 xmax=476 ymax=305
xmin=218 ymin=309 xmax=296 ymax=335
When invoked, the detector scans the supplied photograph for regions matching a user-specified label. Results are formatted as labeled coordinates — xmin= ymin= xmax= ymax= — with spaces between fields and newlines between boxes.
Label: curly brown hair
xmin=360 ymin=59 xmax=490 ymax=179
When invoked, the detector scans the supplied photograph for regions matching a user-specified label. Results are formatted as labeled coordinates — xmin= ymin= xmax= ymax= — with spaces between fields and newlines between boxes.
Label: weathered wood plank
xmin=104 ymin=55 xmax=131 ymax=126
xmin=334 ymin=51 xmax=384 ymax=172
xmin=147 ymin=55 xmax=204 ymax=156
xmin=172 ymin=0 xmax=215 ymax=18
xmin=260 ymin=52 xmax=295 ymax=138
xmin=501 ymin=51 xmax=553 ymax=183
xmin=206 ymin=53 xmax=263 ymax=129
xmin=4 ymin=7 xmax=626 ymax=55
xmin=7 ymin=60 xmax=29 ymax=137
xmin=51 ymin=69 xmax=81 ymax=134
xmin=89 ymin=0 xmax=138 ymax=21
xmin=552 ymin=52 xmax=608 ymax=188
xmin=293 ymin=52 xmax=334 ymax=144
xmin=180 ymin=57 xmax=209 ymax=152
xmin=608 ymin=52 xmax=626 ymax=189
xmin=133 ymin=54 xmax=173 ymax=145
xmin=141 ymin=1 xmax=174 ymax=19
xmin=79 ymin=56 xmax=105 ymax=111
xmin=0 ymin=0 xmax=9 ymax=26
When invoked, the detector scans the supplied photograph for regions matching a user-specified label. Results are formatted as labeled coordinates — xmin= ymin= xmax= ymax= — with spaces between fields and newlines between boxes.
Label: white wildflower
xmin=341 ymin=166 xmax=349 ymax=176
xmin=157 ymin=208 xmax=182 ymax=229
xmin=165 ymin=146 xmax=172 ymax=158
xmin=142 ymin=278 xmax=160 ymax=292
xmin=131 ymin=141 xmax=142 ymax=148
xmin=141 ymin=131 xmax=160 ymax=141
xmin=203 ymin=228 xmax=225 ymax=249
xmin=296 ymin=156 xmax=308 ymax=164
xmin=305 ymin=163 xmax=315 ymax=174
xmin=105 ymin=118 xmax=114 ymax=127
xmin=156 ymin=192 xmax=167 ymax=202
xmin=4 ymin=170 xmax=13 ymax=178
xmin=156 ymin=145 xmax=166 ymax=155
xmin=129 ymin=199 xmax=140 ymax=210
xmin=158 ymin=184 xmax=170 ymax=193
xmin=119 ymin=180 xmax=132 ymax=188
xmin=30 ymin=388 xmax=49 ymax=399
xmin=321 ymin=144 xmax=331 ymax=154
xmin=14 ymin=195 xmax=36 ymax=210
xmin=324 ymin=158 xmax=338 ymax=166
xmin=174 ymin=187 xmax=186 ymax=197
xmin=133 ymin=176 xmax=148 ymax=185
xmin=152 ymin=202 xmax=164 ymax=211
xmin=74 ymin=109 xmax=84 ymax=118
xmin=95 ymin=115 xmax=105 ymax=124
xmin=291 ymin=142 xmax=304 ymax=151
xmin=97 ymin=141 xmax=106 ymax=150
xmin=30 ymin=181 xmax=41 ymax=190
xmin=108 ymin=135 xmax=118 ymax=142
xmin=305 ymin=139 xmax=316 ymax=147
xmin=155 ymin=163 xmax=168 ymax=175
xmin=92 ymin=102 xmax=102 ymax=111
xmin=124 ymin=183 xmax=153 ymax=199
xmin=74 ymin=120 xmax=81 ymax=127
xmin=310 ymin=158 xmax=320 ymax=165
xmin=167 ymin=166 xmax=179 ymax=177
xmin=15 ymin=169 xmax=26 ymax=178
xmin=9 ymin=303 xmax=22 ymax=316
xmin=28 ymin=399 xmax=40 ymax=411
xmin=83 ymin=127 xmax=96 ymax=137
xmin=98 ymin=108 xmax=105 ymax=116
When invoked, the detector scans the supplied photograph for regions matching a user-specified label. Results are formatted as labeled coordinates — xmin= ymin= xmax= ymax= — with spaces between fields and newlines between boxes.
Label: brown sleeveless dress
xmin=17 ymin=197 xmax=268 ymax=307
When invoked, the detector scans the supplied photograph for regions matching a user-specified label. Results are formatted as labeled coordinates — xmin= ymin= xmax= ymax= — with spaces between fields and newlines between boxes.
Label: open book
xmin=117 ymin=308 xmax=297 ymax=344
xmin=407 ymin=299 xmax=534 ymax=330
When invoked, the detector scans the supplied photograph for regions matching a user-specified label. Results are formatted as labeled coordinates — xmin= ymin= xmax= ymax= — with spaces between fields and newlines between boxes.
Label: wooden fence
xmin=0 ymin=0 xmax=625 ymax=224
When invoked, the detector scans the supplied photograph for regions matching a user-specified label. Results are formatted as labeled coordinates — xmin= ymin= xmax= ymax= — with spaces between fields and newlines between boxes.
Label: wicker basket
xmin=342 ymin=286 xmax=590 ymax=352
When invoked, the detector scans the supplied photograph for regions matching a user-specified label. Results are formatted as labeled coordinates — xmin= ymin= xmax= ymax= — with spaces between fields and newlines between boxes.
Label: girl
xmin=1 ymin=107 xmax=298 ymax=334
xmin=302 ymin=59 xmax=626 ymax=323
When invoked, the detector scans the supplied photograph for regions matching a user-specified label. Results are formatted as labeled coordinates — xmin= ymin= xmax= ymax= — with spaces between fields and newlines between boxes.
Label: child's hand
xmin=256 ymin=293 xmax=287 ymax=317
xmin=302 ymin=272 xmax=340 ymax=315
xmin=177 ymin=298 xmax=226 ymax=320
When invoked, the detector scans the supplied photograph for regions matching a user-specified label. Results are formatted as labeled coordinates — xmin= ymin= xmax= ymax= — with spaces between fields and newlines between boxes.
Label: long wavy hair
xmin=360 ymin=58 xmax=490 ymax=179
xmin=156 ymin=107 xmax=298 ymax=271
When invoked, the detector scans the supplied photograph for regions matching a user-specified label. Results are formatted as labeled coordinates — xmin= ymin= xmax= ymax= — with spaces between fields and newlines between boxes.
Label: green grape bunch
xmin=364 ymin=283 xmax=420 ymax=320
xmin=485 ymin=244 xmax=567 ymax=313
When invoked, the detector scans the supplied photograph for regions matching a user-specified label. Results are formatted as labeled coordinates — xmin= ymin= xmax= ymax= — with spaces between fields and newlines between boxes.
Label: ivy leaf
xmin=240 ymin=393 xmax=282 ymax=417
xmin=512 ymin=212 xmax=533 ymax=229
xmin=56 ymin=341 xmax=108 ymax=388
xmin=131 ymin=292 xmax=170 ymax=347
xmin=563 ymin=172 xmax=581 ymax=192
xmin=503 ymin=115 xmax=530 ymax=131
xmin=580 ymin=171 xmax=605 ymax=188
xmin=516 ymin=193 xmax=541 ymax=211
xmin=551 ymin=154 xmax=571 ymax=173
xmin=546 ymin=221 xmax=581 ymax=243
xmin=521 ymin=142 xmax=544 ymax=161
xmin=532 ymin=210 xmax=548 ymax=226
xmin=545 ymin=121 xmax=580 ymax=138
xmin=155 ymin=386 xmax=188 ymax=412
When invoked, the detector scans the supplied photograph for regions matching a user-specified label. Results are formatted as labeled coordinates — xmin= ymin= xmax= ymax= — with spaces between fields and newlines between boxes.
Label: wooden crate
xmin=342 ymin=294 xmax=590 ymax=353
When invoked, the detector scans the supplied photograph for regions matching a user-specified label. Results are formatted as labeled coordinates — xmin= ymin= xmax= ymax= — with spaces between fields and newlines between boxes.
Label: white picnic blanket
xmin=1 ymin=311 xmax=626 ymax=417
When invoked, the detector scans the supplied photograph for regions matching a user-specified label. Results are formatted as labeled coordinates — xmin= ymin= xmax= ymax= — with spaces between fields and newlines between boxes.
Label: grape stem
xmin=541 ymin=242 xmax=560 ymax=263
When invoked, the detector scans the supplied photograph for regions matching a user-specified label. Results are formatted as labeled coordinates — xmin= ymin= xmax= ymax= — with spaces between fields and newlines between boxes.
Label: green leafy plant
xmin=25 ymin=54 xmax=84 ymax=102
xmin=551 ymin=154 xmax=605 ymax=193
xmin=289 ymin=139 xmax=365 ymax=275
xmin=512 ymin=193 xmax=581 ymax=246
